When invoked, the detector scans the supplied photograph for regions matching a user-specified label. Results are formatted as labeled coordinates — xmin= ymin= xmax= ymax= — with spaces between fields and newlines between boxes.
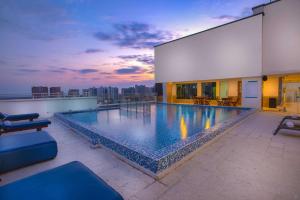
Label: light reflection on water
xmin=65 ymin=104 xmax=246 ymax=151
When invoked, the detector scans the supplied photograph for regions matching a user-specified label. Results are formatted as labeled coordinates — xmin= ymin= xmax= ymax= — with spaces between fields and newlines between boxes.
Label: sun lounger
xmin=274 ymin=116 xmax=300 ymax=135
xmin=0 ymin=120 xmax=51 ymax=134
xmin=0 ymin=161 xmax=124 ymax=200
xmin=0 ymin=112 xmax=39 ymax=122
xmin=0 ymin=131 xmax=57 ymax=173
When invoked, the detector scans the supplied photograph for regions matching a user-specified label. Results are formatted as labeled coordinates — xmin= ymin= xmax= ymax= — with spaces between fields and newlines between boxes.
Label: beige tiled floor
xmin=1 ymin=112 xmax=300 ymax=200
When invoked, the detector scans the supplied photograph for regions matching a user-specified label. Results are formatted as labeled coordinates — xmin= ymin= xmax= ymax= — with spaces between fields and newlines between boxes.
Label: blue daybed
xmin=0 ymin=112 xmax=39 ymax=122
xmin=0 ymin=161 xmax=124 ymax=200
xmin=0 ymin=131 xmax=57 ymax=173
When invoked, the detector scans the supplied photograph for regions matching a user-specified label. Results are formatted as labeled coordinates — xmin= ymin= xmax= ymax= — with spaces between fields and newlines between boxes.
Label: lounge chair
xmin=274 ymin=116 xmax=300 ymax=135
xmin=0 ymin=131 xmax=57 ymax=173
xmin=0 ymin=120 xmax=51 ymax=135
xmin=0 ymin=161 xmax=124 ymax=200
xmin=0 ymin=112 xmax=39 ymax=122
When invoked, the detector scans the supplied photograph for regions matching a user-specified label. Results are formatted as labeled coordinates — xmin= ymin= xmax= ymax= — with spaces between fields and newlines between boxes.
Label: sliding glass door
xmin=176 ymin=83 xmax=197 ymax=99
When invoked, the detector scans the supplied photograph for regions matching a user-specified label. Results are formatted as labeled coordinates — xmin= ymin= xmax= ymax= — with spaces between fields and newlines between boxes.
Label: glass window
xmin=202 ymin=82 xmax=216 ymax=99
xmin=176 ymin=83 xmax=197 ymax=99
xmin=155 ymin=83 xmax=163 ymax=96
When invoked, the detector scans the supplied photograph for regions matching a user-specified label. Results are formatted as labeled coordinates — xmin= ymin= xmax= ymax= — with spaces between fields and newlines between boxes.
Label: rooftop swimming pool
xmin=55 ymin=103 xmax=254 ymax=176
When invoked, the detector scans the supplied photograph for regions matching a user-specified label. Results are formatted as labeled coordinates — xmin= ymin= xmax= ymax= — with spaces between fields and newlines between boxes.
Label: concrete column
xmin=162 ymin=82 xmax=167 ymax=103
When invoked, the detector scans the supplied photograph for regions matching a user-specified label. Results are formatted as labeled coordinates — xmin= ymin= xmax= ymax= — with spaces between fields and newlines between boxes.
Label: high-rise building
xmin=68 ymin=89 xmax=80 ymax=97
xmin=121 ymin=87 xmax=135 ymax=96
xmin=49 ymin=87 xmax=63 ymax=97
xmin=97 ymin=86 xmax=119 ymax=104
xmin=82 ymin=89 xmax=89 ymax=97
xmin=134 ymin=85 xmax=153 ymax=96
xmin=32 ymin=86 xmax=48 ymax=98
xmin=88 ymin=87 xmax=97 ymax=97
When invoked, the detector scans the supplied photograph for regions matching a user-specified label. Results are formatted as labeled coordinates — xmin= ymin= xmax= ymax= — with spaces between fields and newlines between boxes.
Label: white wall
xmin=262 ymin=0 xmax=300 ymax=75
xmin=0 ymin=97 xmax=98 ymax=118
xmin=155 ymin=14 xmax=263 ymax=83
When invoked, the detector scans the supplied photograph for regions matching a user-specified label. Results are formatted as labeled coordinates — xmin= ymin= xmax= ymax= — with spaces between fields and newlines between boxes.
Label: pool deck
xmin=1 ymin=111 xmax=300 ymax=200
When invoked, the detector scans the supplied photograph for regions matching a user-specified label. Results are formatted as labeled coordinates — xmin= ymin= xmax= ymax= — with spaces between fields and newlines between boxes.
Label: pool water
xmin=64 ymin=104 xmax=249 ymax=153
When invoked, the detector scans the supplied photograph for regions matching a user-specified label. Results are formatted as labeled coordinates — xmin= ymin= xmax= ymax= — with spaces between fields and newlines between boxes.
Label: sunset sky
xmin=0 ymin=0 xmax=269 ymax=95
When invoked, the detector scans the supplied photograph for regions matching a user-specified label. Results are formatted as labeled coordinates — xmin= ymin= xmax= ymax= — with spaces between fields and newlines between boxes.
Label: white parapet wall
xmin=0 ymin=97 xmax=98 ymax=118
xmin=262 ymin=0 xmax=300 ymax=75
xmin=155 ymin=14 xmax=263 ymax=83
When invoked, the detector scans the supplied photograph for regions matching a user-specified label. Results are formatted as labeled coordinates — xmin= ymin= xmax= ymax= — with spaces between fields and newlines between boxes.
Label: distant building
xmin=134 ymin=85 xmax=153 ymax=96
xmin=32 ymin=86 xmax=48 ymax=98
xmin=49 ymin=87 xmax=63 ymax=97
xmin=68 ymin=89 xmax=80 ymax=97
xmin=82 ymin=89 xmax=89 ymax=97
xmin=121 ymin=87 xmax=135 ymax=96
xmin=120 ymin=85 xmax=154 ymax=102
xmin=121 ymin=85 xmax=154 ymax=96
xmin=88 ymin=87 xmax=98 ymax=97
xmin=97 ymin=86 xmax=119 ymax=104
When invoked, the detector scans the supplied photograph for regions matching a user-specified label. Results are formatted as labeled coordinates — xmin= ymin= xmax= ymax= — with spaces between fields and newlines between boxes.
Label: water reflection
xmin=65 ymin=104 xmax=247 ymax=152
xmin=201 ymin=108 xmax=216 ymax=130
xmin=180 ymin=116 xmax=188 ymax=139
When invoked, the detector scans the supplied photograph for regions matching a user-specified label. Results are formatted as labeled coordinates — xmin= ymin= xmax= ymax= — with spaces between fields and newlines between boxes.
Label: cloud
xmin=18 ymin=68 xmax=40 ymax=73
xmin=114 ymin=66 xmax=146 ymax=75
xmin=213 ymin=7 xmax=253 ymax=21
xmin=78 ymin=69 xmax=98 ymax=74
xmin=118 ymin=54 xmax=154 ymax=65
xmin=17 ymin=66 xmax=99 ymax=75
xmin=84 ymin=48 xmax=104 ymax=54
xmin=94 ymin=22 xmax=175 ymax=49
xmin=137 ymin=55 xmax=154 ymax=65
xmin=47 ymin=67 xmax=98 ymax=74
xmin=213 ymin=15 xmax=240 ymax=21
xmin=47 ymin=69 xmax=66 ymax=73
xmin=99 ymin=71 xmax=112 ymax=75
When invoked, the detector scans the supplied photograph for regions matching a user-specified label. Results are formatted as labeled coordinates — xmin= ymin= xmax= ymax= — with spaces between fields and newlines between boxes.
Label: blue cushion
xmin=1 ymin=120 xmax=51 ymax=131
xmin=0 ymin=131 xmax=57 ymax=173
xmin=0 ymin=161 xmax=124 ymax=200
xmin=4 ymin=113 xmax=39 ymax=121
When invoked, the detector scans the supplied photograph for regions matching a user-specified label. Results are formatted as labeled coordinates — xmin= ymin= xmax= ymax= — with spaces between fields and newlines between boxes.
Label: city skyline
xmin=0 ymin=0 xmax=269 ymax=95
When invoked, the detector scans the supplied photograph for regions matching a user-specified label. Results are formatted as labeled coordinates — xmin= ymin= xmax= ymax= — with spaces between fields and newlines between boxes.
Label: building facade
xmin=82 ymin=89 xmax=89 ymax=97
xmin=68 ymin=89 xmax=80 ymax=97
xmin=97 ymin=86 xmax=119 ymax=104
xmin=154 ymin=0 xmax=300 ymax=112
xmin=32 ymin=86 xmax=48 ymax=98
xmin=49 ymin=87 xmax=63 ymax=98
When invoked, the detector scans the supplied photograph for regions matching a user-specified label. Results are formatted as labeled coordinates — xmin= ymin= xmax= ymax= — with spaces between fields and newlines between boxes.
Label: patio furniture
xmin=229 ymin=97 xmax=239 ymax=106
xmin=194 ymin=96 xmax=204 ymax=104
xmin=216 ymin=97 xmax=224 ymax=106
xmin=0 ymin=161 xmax=124 ymax=200
xmin=204 ymin=98 xmax=210 ymax=105
xmin=273 ymin=116 xmax=300 ymax=135
xmin=0 ymin=131 xmax=57 ymax=173
xmin=222 ymin=98 xmax=231 ymax=106
xmin=0 ymin=112 xmax=39 ymax=122
xmin=0 ymin=120 xmax=51 ymax=135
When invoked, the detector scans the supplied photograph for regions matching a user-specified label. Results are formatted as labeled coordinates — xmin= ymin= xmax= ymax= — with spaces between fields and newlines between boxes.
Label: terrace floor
xmin=1 ymin=112 xmax=300 ymax=200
